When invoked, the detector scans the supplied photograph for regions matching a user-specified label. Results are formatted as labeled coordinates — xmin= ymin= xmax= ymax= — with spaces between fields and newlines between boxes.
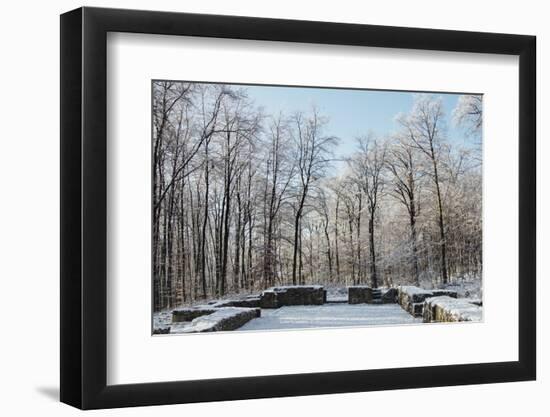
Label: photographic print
xmin=152 ymin=81 xmax=483 ymax=335
xmin=60 ymin=9 xmax=535 ymax=408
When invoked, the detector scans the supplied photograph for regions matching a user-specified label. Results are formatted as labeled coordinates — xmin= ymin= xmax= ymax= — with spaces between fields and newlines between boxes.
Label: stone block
xmin=153 ymin=327 xmax=170 ymax=334
xmin=260 ymin=290 xmax=279 ymax=308
xmin=172 ymin=307 xmax=216 ymax=322
xmin=212 ymin=297 xmax=261 ymax=308
xmin=397 ymin=286 xmax=435 ymax=317
xmin=411 ymin=302 xmax=424 ymax=317
xmin=381 ymin=287 xmax=398 ymax=303
xmin=422 ymin=296 xmax=483 ymax=323
xmin=348 ymin=286 xmax=373 ymax=304
xmin=276 ymin=286 xmax=325 ymax=306
xmin=172 ymin=307 xmax=261 ymax=333
xmin=260 ymin=285 xmax=325 ymax=307
xmin=431 ymin=289 xmax=458 ymax=298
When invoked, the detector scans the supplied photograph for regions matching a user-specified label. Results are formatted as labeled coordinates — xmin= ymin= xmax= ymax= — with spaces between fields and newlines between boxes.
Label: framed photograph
xmin=60 ymin=6 xmax=536 ymax=409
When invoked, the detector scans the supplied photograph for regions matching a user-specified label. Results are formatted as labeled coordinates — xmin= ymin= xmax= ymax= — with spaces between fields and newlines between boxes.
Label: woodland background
xmin=153 ymin=82 xmax=483 ymax=310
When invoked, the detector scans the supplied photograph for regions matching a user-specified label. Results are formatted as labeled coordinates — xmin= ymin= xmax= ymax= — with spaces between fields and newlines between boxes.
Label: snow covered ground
xmin=153 ymin=282 xmax=480 ymax=333
xmin=237 ymin=303 xmax=421 ymax=331
xmin=153 ymin=310 xmax=172 ymax=331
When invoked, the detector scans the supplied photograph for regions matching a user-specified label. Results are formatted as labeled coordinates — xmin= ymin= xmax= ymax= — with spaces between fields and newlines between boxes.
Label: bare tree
xmin=348 ymin=136 xmax=387 ymax=288
xmin=398 ymin=95 xmax=449 ymax=284
xmin=290 ymin=110 xmax=338 ymax=285
xmin=262 ymin=115 xmax=296 ymax=286
xmin=386 ymin=135 xmax=423 ymax=285
xmin=152 ymin=82 xmax=482 ymax=311
xmin=453 ymin=95 xmax=483 ymax=137
xmin=453 ymin=94 xmax=483 ymax=164
xmin=316 ymin=187 xmax=334 ymax=282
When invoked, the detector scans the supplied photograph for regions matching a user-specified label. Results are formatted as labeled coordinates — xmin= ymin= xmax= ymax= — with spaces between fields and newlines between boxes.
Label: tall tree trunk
xmin=335 ymin=196 xmax=340 ymax=278
xmin=160 ymin=200 xmax=169 ymax=308
xmin=291 ymin=208 xmax=302 ymax=285
xmin=432 ymin=157 xmax=448 ymax=284
xmin=368 ymin=214 xmax=378 ymax=288
xmin=356 ymin=193 xmax=362 ymax=283
xmin=298 ymin=219 xmax=303 ymax=285
xmin=233 ymin=185 xmax=242 ymax=292
xmin=265 ymin=225 xmax=274 ymax=286
xmin=199 ymin=146 xmax=209 ymax=299
xmin=240 ymin=219 xmax=247 ymax=290
xmin=220 ymin=172 xmax=231 ymax=297
xmin=323 ymin=219 xmax=333 ymax=282
xmin=348 ymin=215 xmax=355 ymax=285
xmin=409 ymin=206 xmax=420 ymax=286
xmin=247 ymin=214 xmax=253 ymax=290
xmin=408 ymin=167 xmax=420 ymax=286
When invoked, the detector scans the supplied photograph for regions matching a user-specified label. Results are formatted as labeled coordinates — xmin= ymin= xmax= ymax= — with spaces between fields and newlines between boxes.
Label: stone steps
xmin=370 ymin=289 xmax=382 ymax=304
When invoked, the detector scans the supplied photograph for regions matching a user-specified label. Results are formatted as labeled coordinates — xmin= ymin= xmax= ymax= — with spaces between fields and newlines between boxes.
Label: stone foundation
xmin=172 ymin=307 xmax=216 ymax=322
xmin=397 ymin=286 xmax=458 ymax=317
xmin=152 ymin=327 xmax=170 ymax=335
xmin=208 ymin=296 xmax=261 ymax=308
xmin=171 ymin=307 xmax=261 ymax=333
xmin=347 ymin=286 xmax=399 ymax=304
xmin=431 ymin=289 xmax=460 ymax=298
xmin=260 ymin=285 xmax=325 ymax=308
xmin=260 ymin=291 xmax=279 ymax=308
xmin=423 ymin=296 xmax=482 ymax=323
xmin=348 ymin=286 xmax=374 ymax=304
xmin=381 ymin=287 xmax=398 ymax=303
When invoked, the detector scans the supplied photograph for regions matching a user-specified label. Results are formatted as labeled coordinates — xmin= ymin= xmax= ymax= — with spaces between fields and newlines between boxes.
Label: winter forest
xmin=152 ymin=81 xmax=482 ymax=312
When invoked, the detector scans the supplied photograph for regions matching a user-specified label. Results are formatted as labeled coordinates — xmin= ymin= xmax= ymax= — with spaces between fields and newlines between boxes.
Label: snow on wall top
xmin=265 ymin=285 xmax=324 ymax=292
xmin=171 ymin=307 xmax=259 ymax=333
xmin=426 ymin=295 xmax=483 ymax=322
xmin=398 ymin=285 xmax=434 ymax=296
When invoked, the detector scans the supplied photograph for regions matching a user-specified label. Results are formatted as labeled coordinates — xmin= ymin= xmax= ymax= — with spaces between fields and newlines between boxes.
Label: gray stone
xmin=381 ymin=287 xmax=398 ymax=303
xmin=348 ymin=286 xmax=398 ymax=304
xmin=348 ymin=286 xmax=373 ymax=304
xmin=275 ymin=286 xmax=325 ymax=306
xmin=260 ymin=290 xmax=279 ymax=308
xmin=397 ymin=286 xmax=435 ymax=317
xmin=210 ymin=297 xmax=261 ymax=308
xmin=153 ymin=327 xmax=170 ymax=334
xmin=411 ymin=302 xmax=424 ymax=317
xmin=172 ymin=307 xmax=261 ymax=333
xmin=260 ymin=285 xmax=325 ymax=308
xmin=431 ymin=289 xmax=458 ymax=298
xmin=422 ymin=296 xmax=483 ymax=323
xmin=172 ymin=307 xmax=216 ymax=322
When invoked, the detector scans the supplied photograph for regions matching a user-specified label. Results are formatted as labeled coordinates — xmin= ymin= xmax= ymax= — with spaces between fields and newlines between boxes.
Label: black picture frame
xmin=60 ymin=6 xmax=536 ymax=410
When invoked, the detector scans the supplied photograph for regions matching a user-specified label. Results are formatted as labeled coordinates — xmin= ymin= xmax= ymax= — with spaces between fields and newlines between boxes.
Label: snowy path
xmin=237 ymin=303 xmax=421 ymax=331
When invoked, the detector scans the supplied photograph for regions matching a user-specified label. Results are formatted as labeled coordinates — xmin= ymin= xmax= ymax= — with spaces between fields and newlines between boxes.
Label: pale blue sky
xmin=243 ymin=84 xmax=475 ymax=173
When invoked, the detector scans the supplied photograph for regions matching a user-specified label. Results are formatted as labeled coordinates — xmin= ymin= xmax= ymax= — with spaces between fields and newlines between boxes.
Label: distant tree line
xmin=153 ymin=81 xmax=482 ymax=311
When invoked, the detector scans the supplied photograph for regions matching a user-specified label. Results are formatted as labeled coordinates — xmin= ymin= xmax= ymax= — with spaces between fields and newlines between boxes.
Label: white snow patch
xmin=237 ymin=304 xmax=421 ymax=331
xmin=426 ymin=296 xmax=483 ymax=322
xmin=266 ymin=285 xmax=323 ymax=292
xmin=398 ymin=286 xmax=433 ymax=296
xmin=153 ymin=310 xmax=172 ymax=330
